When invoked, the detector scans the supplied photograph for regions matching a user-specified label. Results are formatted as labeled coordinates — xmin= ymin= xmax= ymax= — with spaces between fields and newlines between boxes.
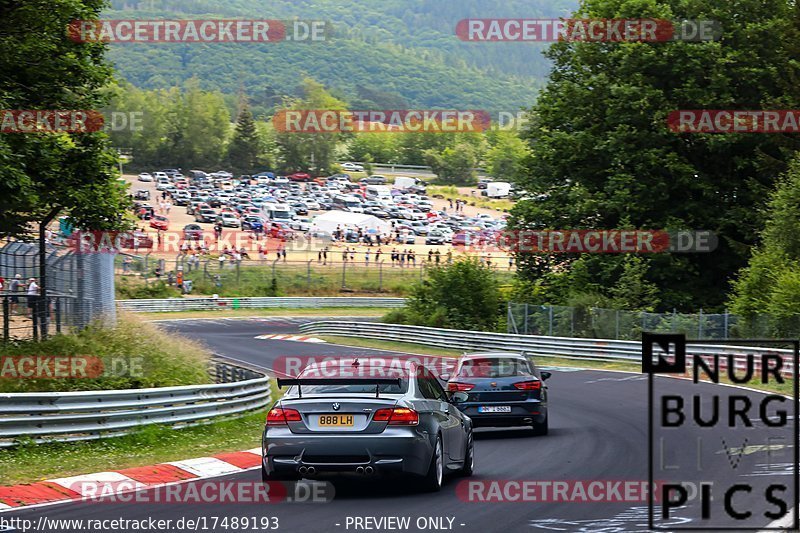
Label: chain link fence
xmin=115 ymin=253 xmax=518 ymax=297
xmin=507 ymin=302 xmax=800 ymax=340
xmin=0 ymin=240 xmax=115 ymax=341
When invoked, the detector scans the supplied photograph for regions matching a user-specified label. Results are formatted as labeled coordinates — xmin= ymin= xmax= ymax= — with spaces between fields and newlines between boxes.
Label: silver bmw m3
xmin=261 ymin=357 xmax=474 ymax=492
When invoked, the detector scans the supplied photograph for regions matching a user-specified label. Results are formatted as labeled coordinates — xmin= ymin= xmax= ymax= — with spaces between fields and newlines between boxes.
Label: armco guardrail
xmin=117 ymin=296 xmax=406 ymax=313
xmin=0 ymin=360 xmax=271 ymax=447
xmin=299 ymin=321 xmax=795 ymax=375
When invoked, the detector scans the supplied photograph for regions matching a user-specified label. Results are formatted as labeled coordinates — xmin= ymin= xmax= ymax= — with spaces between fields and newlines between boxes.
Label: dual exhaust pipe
xmin=298 ymin=465 xmax=375 ymax=475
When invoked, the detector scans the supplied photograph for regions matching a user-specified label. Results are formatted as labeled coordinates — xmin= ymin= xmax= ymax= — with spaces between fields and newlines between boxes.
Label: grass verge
xmin=0 ymin=313 xmax=211 ymax=392
xmin=0 ymin=411 xmax=266 ymax=486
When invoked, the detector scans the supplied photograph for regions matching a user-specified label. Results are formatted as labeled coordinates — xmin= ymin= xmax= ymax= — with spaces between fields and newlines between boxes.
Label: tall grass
xmin=0 ymin=313 xmax=211 ymax=392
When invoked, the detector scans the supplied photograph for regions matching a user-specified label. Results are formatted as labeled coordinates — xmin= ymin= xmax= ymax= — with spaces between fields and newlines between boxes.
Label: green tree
xmin=425 ymin=143 xmax=478 ymax=185
xmin=485 ymin=130 xmax=530 ymax=181
xmin=511 ymin=0 xmax=800 ymax=311
xmin=275 ymin=78 xmax=347 ymax=175
xmin=0 ymin=0 xmax=130 ymax=336
xmin=730 ymin=155 xmax=800 ymax=333
xmin=388 ymin=259 xmax=499 ymax=331
xmin=227 ymin=99 xmax=263 ymax=174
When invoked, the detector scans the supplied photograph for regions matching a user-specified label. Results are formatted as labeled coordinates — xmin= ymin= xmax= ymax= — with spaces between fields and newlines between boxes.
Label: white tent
xmin=310 ymin=210 xmax=391 ymax=235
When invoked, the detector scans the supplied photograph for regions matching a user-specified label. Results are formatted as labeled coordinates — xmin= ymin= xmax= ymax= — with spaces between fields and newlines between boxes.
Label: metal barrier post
xmin=2 ymin=297 xmax=8 ymax=342
xmin=31 ymin=298 xmax=39 ymax=340
xmin=55 ymin=297 xmax=62 ymax=334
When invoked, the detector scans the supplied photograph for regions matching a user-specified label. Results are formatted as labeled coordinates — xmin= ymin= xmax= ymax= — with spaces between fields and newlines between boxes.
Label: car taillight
xmin=373 ymin=407 xmax=419 ymax=425
xmin=514 ymin=380 xmax=542 ymax=390
xmin=266 ymin=407 xmax=301 ymax=426
xmin=447 ymin=382 xmax=475 ymax=392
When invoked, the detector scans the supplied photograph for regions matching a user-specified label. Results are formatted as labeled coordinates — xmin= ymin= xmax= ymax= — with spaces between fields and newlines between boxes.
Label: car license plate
xmin=478 ymin=406 xmax=511 ymax=413
xmin=318 ymin=414 xmax=354 ymax=427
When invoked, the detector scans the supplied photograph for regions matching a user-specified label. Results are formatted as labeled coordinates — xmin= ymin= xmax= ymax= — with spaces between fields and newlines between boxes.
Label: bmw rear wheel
xmin=421 ymin=436 xmax=444 ymax=492
xmin=459 ymin=431 xmax=474 ymax=476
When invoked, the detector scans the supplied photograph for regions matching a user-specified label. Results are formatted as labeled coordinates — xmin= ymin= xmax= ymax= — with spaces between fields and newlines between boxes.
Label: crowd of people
xmin=0 ymin=274 xmax=41 ymax=318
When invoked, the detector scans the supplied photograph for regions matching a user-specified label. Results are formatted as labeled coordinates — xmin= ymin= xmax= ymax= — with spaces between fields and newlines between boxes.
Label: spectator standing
xmin=26 ymin=278 xmax=39 ymax=318
xmin=9 ymin=274 xmax=21 ymax=314
xmin=365 ymin=249 xmax=370 ymax=265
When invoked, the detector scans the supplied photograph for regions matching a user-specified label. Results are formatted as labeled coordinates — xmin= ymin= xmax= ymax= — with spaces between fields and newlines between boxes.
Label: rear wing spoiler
xmin=276 ymin=377 xmax=402 ymax=398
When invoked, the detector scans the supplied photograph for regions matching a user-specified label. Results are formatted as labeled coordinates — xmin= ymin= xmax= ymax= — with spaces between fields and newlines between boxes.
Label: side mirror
xmin=540 ymin=371 xmax=552 ymax=381
xmin=448 ymin=391 xmax=469 ymax=404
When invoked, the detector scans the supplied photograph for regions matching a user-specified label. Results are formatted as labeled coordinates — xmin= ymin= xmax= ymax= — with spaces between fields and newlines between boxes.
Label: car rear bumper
xmin=263 ymin=428 xmax=432 ymax=477
xmin=458 ymin=401 xmax=546 ymax=427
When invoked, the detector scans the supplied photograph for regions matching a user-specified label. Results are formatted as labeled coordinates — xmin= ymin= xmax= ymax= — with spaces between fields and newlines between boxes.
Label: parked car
xmin=136 ymin=205 xmax=155 ymax=220
xmin=137 ymin=172 xmax=153 ymax=182
xmin=425 ymin=230 xmax=447 ymax=245
xmin=133 ymin=189 xmax=150 ymax=200
xmin=360 ymin=175 xmax=388 ymax=185
xmin=288 ymin=172 xmax=311 ymax=182
xmin=241 ymin=216 xmax=264 ymax=232
xmin=183 ymin=224 xmax=204 ymax=241
xmin=194 ymin=208 xmax=218 ymax=223
xmin=340 ymin=162 xmax=364 ymax=172
xmin=216 ymin=213 xmax=240 ymax=228
xmin=149 ymin=215 xmax=169 ymax=231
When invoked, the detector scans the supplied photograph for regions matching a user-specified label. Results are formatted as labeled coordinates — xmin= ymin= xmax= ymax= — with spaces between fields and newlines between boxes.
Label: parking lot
xmin=123 ymin=170 xmax=514 ymax=264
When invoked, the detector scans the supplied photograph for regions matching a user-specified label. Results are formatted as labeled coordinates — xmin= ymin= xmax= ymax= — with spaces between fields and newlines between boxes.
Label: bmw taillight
xmin=373 ymin=407 xmax=419 ymax=425
xmin=513 ymin=380 xmax=542 ymax=390
xmin=447 ymin=382 xmax=475 ymax=392
xmin=266 ymin=407 xmax=301 ymax=426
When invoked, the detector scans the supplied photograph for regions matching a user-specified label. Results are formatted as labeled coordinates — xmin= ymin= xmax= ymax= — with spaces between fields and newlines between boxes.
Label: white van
xmin=365 ymin=185 xmax=391 ymax=199
xmin=262 ymin=203 xmax=293 ymax=222
xmin=393 ymin=176 xmax=419 ymax=190
xmin=334 ymin=194 xmax=364 ymax=213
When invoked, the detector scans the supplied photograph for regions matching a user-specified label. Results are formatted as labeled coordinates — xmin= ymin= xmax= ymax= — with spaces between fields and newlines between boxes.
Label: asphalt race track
xmin=1 ymin=317 xmax=795 ymax=532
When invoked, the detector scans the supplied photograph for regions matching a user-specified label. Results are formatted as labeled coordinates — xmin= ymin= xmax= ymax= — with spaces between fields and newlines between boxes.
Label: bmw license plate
xmin=318 ymin=414 xmax=354 ymax=427
xmin=478 ymin=406 xmax=511 ymax=413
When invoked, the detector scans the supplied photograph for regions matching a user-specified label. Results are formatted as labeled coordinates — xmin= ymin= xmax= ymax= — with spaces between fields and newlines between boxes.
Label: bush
xmin=0 ymin=313 xmax=212 ymax=392
xmin=116 ymin=278 xmax=180 ymax=299
xmin=384 ymin=258 xmax=499 ymax=331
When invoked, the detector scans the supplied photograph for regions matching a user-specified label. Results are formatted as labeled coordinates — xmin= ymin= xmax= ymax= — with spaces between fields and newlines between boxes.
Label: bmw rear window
xmin=291 ymin=379 xmax=408 ymax=395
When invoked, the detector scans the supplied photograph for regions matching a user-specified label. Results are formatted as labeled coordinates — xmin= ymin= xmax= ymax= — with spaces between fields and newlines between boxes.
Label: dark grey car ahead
xmin=262 ymin=358 xmax=474 ymax=492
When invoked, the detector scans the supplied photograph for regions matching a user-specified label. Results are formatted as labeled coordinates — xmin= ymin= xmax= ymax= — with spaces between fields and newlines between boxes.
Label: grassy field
xmin=427 ymin=185 xmax=516 ymax=212
xmin=117 ymin=261 xmax=516 ymax=298
xmin=138 ymin=307 xmax=389 ymax=320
